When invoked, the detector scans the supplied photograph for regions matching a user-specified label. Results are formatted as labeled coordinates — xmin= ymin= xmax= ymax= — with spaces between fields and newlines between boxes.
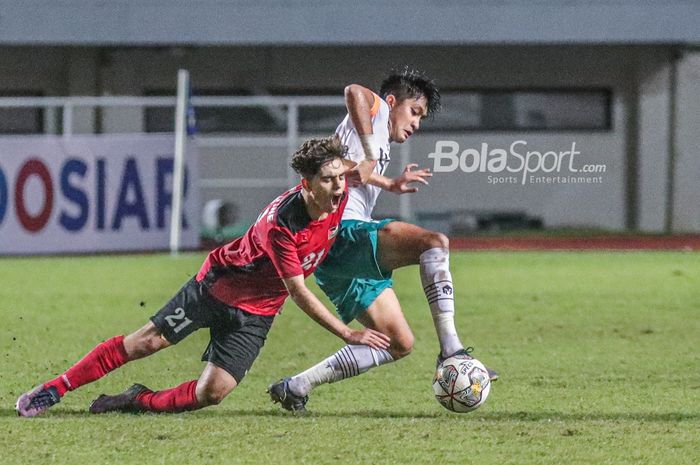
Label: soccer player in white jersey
xmin=268 ymin=68 xmax=497 ymax=412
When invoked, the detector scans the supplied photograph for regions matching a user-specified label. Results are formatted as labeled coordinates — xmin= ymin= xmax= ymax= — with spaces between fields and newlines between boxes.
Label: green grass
xmin=1 ymin=252 xmax=699 ymax=465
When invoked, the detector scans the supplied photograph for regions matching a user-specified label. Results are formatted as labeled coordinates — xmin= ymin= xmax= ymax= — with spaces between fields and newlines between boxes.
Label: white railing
xmin=0 ymin=95 xmax=413 ymax=219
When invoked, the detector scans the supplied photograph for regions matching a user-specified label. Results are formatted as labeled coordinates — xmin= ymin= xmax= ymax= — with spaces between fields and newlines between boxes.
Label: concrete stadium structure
xmin=0 ymin=1 xmax=698 ymax=233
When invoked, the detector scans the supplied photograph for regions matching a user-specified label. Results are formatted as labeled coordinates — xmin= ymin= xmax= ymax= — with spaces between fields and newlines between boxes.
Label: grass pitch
xmin=1 ymin=251 xmax=699 ymax=465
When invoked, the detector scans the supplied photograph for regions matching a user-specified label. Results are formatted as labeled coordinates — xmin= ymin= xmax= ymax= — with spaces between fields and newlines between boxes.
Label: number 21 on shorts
xmin=165 ymin=307 xmax=193 ymax=334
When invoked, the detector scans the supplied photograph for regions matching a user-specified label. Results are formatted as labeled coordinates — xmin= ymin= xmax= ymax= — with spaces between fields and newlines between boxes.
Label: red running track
xmin=449 ymin=235 xmax=700 ymax=251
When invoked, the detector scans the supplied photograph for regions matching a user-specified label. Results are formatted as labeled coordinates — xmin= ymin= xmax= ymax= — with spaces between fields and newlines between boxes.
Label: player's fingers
xmin=367 ymin=334 xmax=390 ymax=349
xmin=368 ymin=328 xmax=391 ymax=343
xmin=406 ymin=175 xmax=428 ymax=186
xmin=361 ymin=329 xmax=384 ymax=345
xmin=374 ymin=339 xmax=391 ymax=349
xmin=405 ymin=187 xmax=419 ymax=193
xmin=363 ymin=335 xmax=379 ymax=348
xmin=375 ymin=335 xmax=391 ymax=347
xmin=404 ymin=163 xmax=418 ymax=172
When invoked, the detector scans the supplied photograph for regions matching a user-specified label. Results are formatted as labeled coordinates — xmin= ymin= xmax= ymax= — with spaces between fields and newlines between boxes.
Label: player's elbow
xmin=344 ymin=84 xmax=361 ymax=100
xmin=344 ymin=84 xmax=369 ymax=106
xmin=283 ymin=276 xmax=307 ymax=300
xmin=286 ymin=283 xmax=308 ymax=303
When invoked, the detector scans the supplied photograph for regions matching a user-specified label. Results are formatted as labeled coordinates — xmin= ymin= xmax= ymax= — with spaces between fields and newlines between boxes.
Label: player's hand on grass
xmin=388 ymin=164 xmax=432 ymax=194
xmin=343 ymin=328 xmax=390 ymax=349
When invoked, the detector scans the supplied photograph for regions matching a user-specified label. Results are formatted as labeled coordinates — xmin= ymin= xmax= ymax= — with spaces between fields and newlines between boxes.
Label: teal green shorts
xmin=314 ymin=219 xmax=395 ymax=323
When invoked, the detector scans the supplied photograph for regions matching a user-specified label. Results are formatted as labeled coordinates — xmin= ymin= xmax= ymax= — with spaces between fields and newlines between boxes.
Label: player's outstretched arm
xmin=282 ymin=275 xmax=390 ymax=349
xmin=344 ymin=84 xmax=378 ymax=185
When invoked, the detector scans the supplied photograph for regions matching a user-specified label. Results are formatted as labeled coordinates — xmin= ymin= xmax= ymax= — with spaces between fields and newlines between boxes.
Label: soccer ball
xmin=433 ymin=354 xmax=491 ymax=413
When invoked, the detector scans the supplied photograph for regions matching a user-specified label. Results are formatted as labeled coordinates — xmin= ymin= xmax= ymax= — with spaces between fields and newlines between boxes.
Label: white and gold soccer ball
xmin=433 ymin=354 xmax=491 ymax=413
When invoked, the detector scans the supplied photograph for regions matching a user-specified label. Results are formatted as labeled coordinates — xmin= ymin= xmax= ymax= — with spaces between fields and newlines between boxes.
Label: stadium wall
xmin=0 ymin=45 xmax=698 ymax=232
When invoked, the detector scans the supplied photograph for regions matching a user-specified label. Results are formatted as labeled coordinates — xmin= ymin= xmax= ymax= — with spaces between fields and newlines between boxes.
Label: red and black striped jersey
xmin=196 ymin=184 xmax=347 ymax=316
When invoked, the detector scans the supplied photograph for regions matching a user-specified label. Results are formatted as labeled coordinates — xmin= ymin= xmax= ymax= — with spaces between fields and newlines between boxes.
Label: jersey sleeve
xmin=369 ymin=92 xmax=381 ymax=117
xmin=371 ymin=98 xmax=391 ymax=146
xmin=266 ymin=226 xmax=303 ymax=279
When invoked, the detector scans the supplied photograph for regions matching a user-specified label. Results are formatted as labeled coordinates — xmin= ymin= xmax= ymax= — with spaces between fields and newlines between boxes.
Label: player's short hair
xmin=290 ymin=135 xmax=347 ymax=179
xmin=380 ymin=66 xmax=441 ymax=117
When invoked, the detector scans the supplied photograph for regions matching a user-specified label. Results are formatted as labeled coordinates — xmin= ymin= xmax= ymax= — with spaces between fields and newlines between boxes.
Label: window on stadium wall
xmin=271 ymin=89 xmax=346 ymax=133
xmin=271 ymin=88 xmax=610 ymax=132
xmin=428 ymin=89 xmax=611 ymax=131
xmin=145 ymin=89 xmax=287 ymax=134
xmin=145 ymin=88 xmax=610 ymax=133
xmin=0 ymin=90 xmax=44 ymax=134
xmin=144 ymin=88 xmax=347 ymax=134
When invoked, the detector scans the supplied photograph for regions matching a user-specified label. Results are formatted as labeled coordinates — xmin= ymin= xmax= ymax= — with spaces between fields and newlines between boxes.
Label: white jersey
xmin=335 ymin=95 xmax=391 ymax=222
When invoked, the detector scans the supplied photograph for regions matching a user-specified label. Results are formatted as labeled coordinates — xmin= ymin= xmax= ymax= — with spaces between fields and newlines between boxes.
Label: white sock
xmin=288 ymin=345 xmax=394 ymax=396
xmin=420 ymin=247 xmax=464 ymax=357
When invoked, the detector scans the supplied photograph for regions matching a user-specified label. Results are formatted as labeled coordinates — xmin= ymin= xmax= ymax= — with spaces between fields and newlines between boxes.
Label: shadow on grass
xmin=477 ymin=411 xmax=700 ymax=422
xmin=1 ymin=407 xmax=442 ymax=420
xmin=3 ymin=407 xmax=698 ymax=422
xmin=228 ymin=409 xmax=700 ymax=422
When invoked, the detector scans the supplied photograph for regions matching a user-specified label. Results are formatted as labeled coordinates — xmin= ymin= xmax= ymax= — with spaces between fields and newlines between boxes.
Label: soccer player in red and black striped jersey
xmin=16 ymin=135 xmax=389 ymax=417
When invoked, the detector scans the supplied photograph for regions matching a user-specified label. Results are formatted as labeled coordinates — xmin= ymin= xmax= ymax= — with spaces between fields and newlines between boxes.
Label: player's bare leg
xmin=356 ymin=288 xmax=413 ymax=360
xmin=376 ymin=221 xmax=498 ymax=380
xmin=376 ymin=221 xmax=448 ymax=270
xmin=270 ymin=288 xmax=406 ymax=412
xmin=194 ymin=363 xmax=237 ymax=407
xmin=17 ymin=321 xmax=170 ymax=417
xmin=123 ymin=321 xmax=172 ymax=359
xmin=376 ymin=221 xmax=464 ymax=356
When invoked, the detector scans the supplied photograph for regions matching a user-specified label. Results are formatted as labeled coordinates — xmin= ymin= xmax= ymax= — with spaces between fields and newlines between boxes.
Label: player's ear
xmin=386 ymin=94 xmax=396 ymax=109
xmin=301 ymin=177 xmax=310 ymax=191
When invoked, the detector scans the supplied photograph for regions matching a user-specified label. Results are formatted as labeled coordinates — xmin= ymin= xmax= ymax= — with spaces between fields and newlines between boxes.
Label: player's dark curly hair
xmin=290 ymin=135 xmax=347 ymax=179
xmin=380 ymin=66 xmax=441 ymax=117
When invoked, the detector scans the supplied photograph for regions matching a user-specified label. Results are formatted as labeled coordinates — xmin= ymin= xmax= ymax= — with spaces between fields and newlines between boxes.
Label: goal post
xmin=169 ymin=69 xmax=190 ymax=255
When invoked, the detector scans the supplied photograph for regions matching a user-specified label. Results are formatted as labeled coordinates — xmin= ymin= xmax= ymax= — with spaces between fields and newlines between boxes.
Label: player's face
xmin=387 ymin=95 xmax=428 ymax=143
xmin=308 ymin=158 xmax=346 ymax=215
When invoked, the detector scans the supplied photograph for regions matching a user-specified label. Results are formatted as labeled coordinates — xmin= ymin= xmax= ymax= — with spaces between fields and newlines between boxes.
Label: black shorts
xmin=150 ymin=277 xmax=275 ymax=383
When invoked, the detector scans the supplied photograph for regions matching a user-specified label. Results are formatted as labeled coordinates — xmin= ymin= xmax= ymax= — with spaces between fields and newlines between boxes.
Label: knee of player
xmin=422 ymin=231 xmax=449 ymax=251
xmin=125 ymin=334 xmax=168 ymax=359
xmin=197 ymin=386 xmax=230 ymax=406
xmin=390 ymin=334 xmax=414 ymax=360
xmin=141 ymin=334 xmax=168 ymax=355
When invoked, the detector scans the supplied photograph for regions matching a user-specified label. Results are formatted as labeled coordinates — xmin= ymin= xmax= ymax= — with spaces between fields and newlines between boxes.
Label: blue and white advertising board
xmin=0 ymin=135 xmax=199 ymax=254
